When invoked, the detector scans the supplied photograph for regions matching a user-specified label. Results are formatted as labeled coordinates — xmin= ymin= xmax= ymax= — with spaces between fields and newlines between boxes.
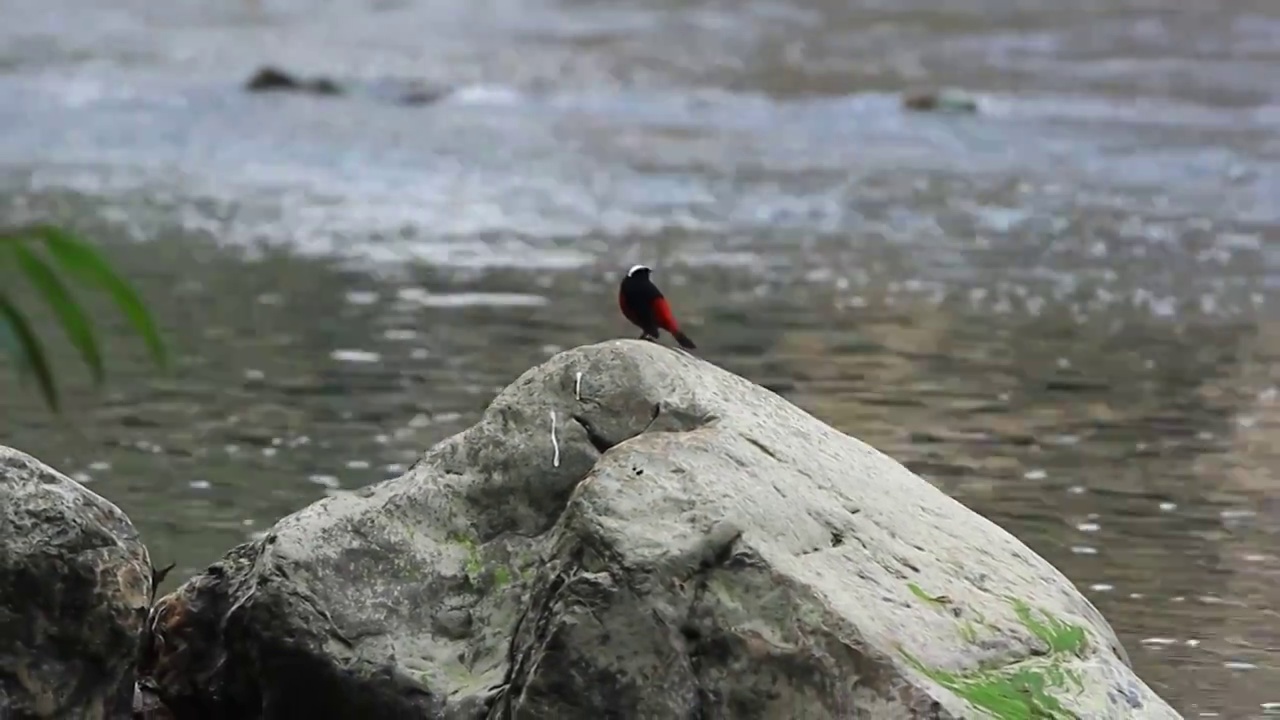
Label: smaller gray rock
xmin=0 ymin=445 xmax=153 ymax=719
xmin=432 ymin=608 xmax=474 ymax=640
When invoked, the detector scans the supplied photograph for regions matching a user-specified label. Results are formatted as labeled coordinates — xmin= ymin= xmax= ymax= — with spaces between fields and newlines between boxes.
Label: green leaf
xmin=0 ymin=293 xmax=59 ymax=411
xmin=29 ymin=225 xmax=167 ymax=369
xmin=0 ymin=310 xmax=17 ymax=357
xmin=9 ymin=242 xmax=104 ymax=385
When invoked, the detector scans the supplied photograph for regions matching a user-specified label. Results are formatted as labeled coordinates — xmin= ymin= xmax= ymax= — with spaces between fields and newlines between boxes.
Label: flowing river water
xmin=2 ymin=0 xmax=1280 ymax=715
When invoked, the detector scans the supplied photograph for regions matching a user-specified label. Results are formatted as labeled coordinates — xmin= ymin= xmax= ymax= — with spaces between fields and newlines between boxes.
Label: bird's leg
xmin=638 ymin=332 xmax=658 ymax=343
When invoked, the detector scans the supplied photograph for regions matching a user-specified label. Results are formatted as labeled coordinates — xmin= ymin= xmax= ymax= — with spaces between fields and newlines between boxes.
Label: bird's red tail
xmin=651 ymin=297 xmax=696 ymax=349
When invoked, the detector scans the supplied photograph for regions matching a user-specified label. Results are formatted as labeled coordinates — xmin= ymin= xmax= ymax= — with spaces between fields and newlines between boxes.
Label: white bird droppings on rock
xmin=549 ymin=410 xmax=560 ymax=467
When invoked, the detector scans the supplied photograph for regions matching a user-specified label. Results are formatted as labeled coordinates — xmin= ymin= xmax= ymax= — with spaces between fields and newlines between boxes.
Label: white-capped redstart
xmin=618 ymin=264 xmax=696 ymax=349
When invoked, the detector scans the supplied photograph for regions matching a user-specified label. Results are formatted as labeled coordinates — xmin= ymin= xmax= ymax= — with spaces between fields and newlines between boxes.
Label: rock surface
xmin=141 ymin=339 xmax=1181 ymax=719
xmin=0 ymin=445 xmax=153 ymax=719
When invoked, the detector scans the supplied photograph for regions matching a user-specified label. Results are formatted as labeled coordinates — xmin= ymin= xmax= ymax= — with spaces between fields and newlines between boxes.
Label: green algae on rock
xmin=901 ymin=587 xmax=1100 ymax=719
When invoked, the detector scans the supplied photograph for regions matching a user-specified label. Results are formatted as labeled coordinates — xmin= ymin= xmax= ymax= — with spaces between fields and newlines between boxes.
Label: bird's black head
xmin=626 ymin=264 xmax=652 ymax=280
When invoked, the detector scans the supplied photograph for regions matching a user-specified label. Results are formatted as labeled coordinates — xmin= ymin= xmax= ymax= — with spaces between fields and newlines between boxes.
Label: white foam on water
xmin=330 ymin=349 xmax=382 ymax=363
xmin=395 ymin=288 xmax=549 ymax=308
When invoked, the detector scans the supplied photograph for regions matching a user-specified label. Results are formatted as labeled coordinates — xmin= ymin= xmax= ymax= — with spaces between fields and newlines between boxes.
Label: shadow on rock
xmin=133 ymin=681 xmax=175 ymax=720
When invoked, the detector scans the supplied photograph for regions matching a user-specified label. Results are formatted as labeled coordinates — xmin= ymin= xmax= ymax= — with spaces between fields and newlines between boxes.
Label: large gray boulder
xmin=142 ymin=339 xmax=1180 ymax=719
xmin=0 ymin=445 xmax=153 ymax=719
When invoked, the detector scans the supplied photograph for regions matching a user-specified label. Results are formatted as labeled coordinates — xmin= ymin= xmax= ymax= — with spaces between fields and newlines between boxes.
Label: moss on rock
xmin=901 ymin=585 xmax=1093 ymax=719
xmin=903 ymin=651 xmax=1083 ymax=720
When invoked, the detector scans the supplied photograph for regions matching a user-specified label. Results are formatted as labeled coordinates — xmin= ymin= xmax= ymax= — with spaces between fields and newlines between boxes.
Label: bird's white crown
xmin=627 ymin=264 xmax=651 ymax=277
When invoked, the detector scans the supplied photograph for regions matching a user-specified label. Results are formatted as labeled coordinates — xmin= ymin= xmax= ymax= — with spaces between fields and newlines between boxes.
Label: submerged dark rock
xmin=245 ymin=65 xmax=343 ymax=95
xmin=902 ymin=88 xmax=980 ymax=113
xmin=0 ymin=445 xmax=153 ymax=719
xmin=243 ymin=65 xmax=450 ymax=106
xmin=140 ymin=340 xmax=1179 ymax=719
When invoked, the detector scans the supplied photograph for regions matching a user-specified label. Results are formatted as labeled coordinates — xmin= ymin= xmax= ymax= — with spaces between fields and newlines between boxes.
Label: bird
xmin=618 ymin=264 xmax=697 ymax=349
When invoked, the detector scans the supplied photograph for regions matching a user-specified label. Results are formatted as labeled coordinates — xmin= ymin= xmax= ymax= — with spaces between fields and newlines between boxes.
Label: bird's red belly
xmin=652 ymin=297 xmax=679 ymax=333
